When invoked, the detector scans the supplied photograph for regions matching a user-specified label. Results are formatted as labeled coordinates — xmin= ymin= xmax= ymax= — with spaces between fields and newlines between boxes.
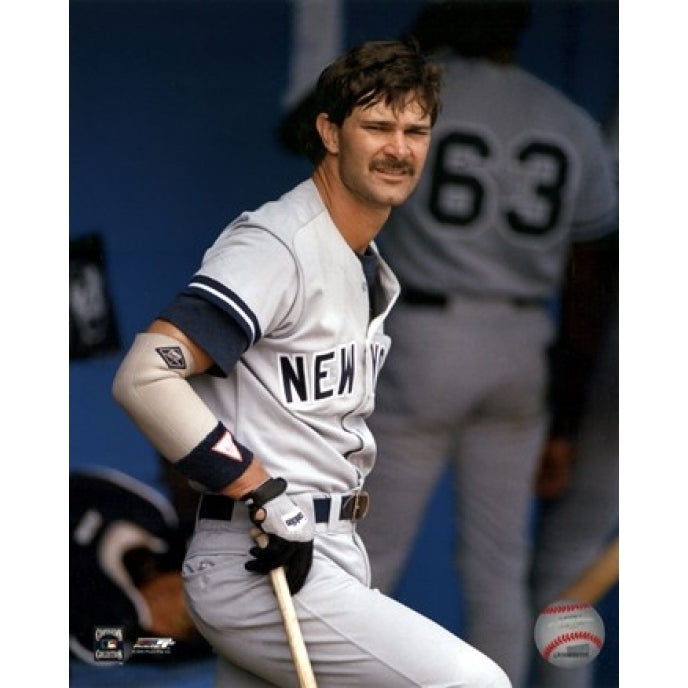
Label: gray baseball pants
xmin=182 ymin=492 xmax=511 ymax=687
xmin=358 ymin=295 xmax=555 ymax=688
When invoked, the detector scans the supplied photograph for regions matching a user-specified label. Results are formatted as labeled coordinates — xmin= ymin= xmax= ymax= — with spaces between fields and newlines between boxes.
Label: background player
xmin=112 ymin=39 xmax=511 ymax=687
xmin=354 ymin=3 xmax=619 ymax=687
xmin=528 ymin=94 xmax=619 ymax=688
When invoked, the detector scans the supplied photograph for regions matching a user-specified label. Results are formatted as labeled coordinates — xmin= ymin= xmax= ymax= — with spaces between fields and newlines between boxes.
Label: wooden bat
xmin=559 ymin=537 xmax=619 ymax=605
xmin=251 ymin=528 xmax=318 ymax=688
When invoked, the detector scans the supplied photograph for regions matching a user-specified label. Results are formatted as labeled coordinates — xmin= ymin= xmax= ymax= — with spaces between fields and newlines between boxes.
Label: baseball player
xmin=354 ymin=4 xmax=619 ymax=688
xmin=112 ymin=39 xmax=511 ymax=687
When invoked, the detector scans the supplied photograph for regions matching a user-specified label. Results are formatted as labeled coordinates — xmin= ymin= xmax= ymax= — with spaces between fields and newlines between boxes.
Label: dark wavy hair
xmin=283 ymin=39 xmax=443 ymax=165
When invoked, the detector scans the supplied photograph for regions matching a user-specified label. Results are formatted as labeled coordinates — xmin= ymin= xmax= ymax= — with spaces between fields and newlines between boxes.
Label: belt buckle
xmin=344 ymin=491 xmax=370 ymax=522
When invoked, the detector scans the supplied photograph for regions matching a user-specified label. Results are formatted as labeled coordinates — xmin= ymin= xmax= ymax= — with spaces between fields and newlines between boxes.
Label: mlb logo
xmin=93 ymin=626 xmax=125 ymax=663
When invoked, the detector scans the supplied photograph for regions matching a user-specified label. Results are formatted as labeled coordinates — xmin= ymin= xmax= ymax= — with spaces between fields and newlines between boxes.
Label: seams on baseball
xmin=534 ymin=599 xmax=605 ymax=669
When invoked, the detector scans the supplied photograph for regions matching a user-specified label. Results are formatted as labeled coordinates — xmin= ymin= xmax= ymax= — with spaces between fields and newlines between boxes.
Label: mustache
xmin=370 ymin=159 xmax=414 ymax=175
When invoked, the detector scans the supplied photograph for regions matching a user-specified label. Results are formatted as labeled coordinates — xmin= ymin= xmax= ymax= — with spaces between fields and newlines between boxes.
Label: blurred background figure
xmin=528 ymin=93 xmax=619 ymax=688
xmin=352 ymin=2 xmax=618 ymax=686
xmin=69 ymin=466 xmax=211 ymax=664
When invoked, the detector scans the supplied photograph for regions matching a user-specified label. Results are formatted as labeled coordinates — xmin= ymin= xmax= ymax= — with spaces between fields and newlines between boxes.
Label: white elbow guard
xmin=112 ymin=332 xmax=253 ymax=490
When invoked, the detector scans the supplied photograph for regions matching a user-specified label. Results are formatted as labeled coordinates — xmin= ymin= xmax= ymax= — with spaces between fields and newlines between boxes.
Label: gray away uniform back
xmin=380 ymin=59 xmax=617 ymax=300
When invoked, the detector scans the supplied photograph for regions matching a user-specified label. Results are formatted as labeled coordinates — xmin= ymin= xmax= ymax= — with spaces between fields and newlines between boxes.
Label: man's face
xmin=333 ymin=97 xmax=432 ymax=209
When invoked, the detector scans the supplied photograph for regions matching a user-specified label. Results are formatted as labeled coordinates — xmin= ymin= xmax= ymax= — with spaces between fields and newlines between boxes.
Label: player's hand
xmin=242 ymin=477 xmax=314 ymax=594
xmin=534 ymin=437 xmax=576 ymax=499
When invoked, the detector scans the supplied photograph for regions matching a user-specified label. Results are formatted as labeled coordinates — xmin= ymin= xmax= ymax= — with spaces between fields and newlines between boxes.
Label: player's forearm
xmin=558 ymin=235 xmax=618 ymax=360
xmin=548 ymin=234 xmax=618 ymax=438
xmin=112 ymin=330 xmax=268 ymax=495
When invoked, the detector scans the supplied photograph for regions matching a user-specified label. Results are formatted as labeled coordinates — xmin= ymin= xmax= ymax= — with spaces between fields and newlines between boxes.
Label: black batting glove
xmin=241 ymin=477 xmax=314 ymax=594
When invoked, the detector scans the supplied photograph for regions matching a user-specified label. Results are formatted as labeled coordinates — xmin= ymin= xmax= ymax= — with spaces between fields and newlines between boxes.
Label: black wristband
xmin=241 ymin=477 xmax=287 ymax=507
xmin=174 ymin=422 xmax=254 ymax=492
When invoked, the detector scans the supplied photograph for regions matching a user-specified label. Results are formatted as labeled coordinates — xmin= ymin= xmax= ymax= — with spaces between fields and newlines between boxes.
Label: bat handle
xmin=250 ymin=527 xmax=318 ymax=688
xmin=559 ymin=537 xmax=619 ymax=606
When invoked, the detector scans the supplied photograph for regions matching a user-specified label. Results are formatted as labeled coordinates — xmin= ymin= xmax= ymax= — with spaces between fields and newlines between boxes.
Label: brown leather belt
xmin=198 ymin=491 xmax=370 ymax=524
xmin=314 ymin=492 xmax=370 ymax=523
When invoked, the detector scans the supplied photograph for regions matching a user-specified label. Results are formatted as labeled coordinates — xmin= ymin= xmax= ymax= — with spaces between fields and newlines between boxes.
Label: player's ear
xmin=315 ymin=113 xmax=340 ymax=155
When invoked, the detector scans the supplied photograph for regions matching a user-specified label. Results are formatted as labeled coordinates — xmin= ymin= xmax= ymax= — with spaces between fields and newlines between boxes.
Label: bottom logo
xmin=93 ymin=626 xmax=125 ymax=663
xmin=93 ymin=628 xmax=177 ymax=663
xmin=132 ymin=637 xmax=176 ymax=656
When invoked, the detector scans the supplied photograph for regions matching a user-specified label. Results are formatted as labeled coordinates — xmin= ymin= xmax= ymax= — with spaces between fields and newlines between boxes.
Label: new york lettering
xmin=279 ymin=343 xmax=356 ymax=403
xmin=370 ymin=340 xmax=387 ymax=384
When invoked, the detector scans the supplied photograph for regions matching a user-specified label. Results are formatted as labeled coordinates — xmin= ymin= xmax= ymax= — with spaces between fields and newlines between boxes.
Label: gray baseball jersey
xmin=182 ymin=178 xmax=397 ymax=494
xmin=166 ymin=177 xmax=511 ymax=687
xmin=379 ymin=58 xmax=617 ymax=299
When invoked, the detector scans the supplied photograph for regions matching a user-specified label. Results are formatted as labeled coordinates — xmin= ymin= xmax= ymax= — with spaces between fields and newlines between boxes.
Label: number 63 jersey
xmin=379 ymin=57 xmax=618 ymax=300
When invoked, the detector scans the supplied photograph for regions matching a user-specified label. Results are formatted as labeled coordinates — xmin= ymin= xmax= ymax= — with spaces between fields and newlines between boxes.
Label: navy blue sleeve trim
xmin=185 ymin=274 xmax=262 ymax=344
xmin=159 ymin=294 xmax=249 ymax=377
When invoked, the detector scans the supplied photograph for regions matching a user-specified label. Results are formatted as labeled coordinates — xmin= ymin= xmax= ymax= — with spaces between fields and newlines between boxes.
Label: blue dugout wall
xmin=70 ymin=0 xmax=619 ymax=683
